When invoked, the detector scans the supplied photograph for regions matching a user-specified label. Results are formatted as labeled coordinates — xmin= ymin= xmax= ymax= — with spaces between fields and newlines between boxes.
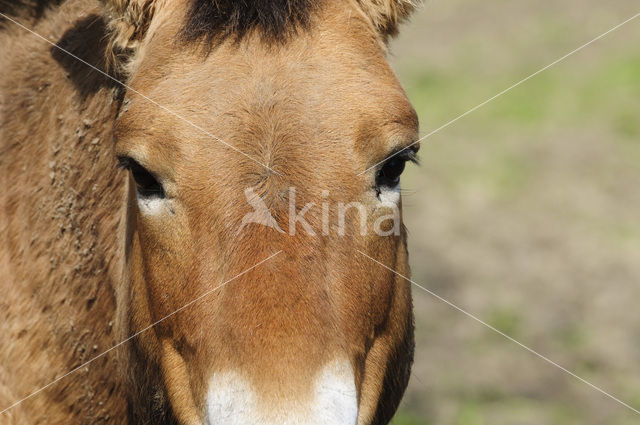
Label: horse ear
xmin=101 ymin=0 xmax=157 ymax=72
xmin=355 ymin=0 xmax=419 ymax=40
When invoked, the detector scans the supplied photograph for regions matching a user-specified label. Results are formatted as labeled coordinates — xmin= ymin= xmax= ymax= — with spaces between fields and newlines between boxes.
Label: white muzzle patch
xmin=205 ymin=360 xmax=358 ymax=425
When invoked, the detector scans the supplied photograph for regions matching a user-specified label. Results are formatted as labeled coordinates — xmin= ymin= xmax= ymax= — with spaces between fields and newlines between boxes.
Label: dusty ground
xmin=389 ymin=1 xmax=640 ymax=424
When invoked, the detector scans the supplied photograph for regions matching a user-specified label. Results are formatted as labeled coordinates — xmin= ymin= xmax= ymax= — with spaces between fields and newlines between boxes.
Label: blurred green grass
xmin=403 ymin=52 xmax=640 ymax=132
xmin=401 ymin=49 xmax=640 ymax=196
xmin=388 ymin=1 xmax=640 ymax=424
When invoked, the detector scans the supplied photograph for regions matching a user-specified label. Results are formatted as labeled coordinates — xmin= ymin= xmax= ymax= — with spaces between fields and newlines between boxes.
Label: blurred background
xmin=388 ymin=1 xmax=640 ymax=424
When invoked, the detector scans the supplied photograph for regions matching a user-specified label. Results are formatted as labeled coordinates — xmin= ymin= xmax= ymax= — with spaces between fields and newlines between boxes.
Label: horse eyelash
xmin=385 ymin=148 xmax=420 ymax=166
xmin=405 ymin=151 xmax=419 ymax=165
xmin=403 ymin=146 xmax=420 ymax=165
xmin=116 ymin=156 xmax=133 ymax=170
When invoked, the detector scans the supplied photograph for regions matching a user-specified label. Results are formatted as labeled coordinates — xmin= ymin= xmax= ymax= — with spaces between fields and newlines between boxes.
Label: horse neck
xmin=0 ymin=1 xmax=130 ymax=422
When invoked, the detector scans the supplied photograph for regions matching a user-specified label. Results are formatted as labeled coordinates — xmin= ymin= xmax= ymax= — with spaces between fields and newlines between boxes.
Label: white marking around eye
xmin=136 ymin=193 xmax=166 ymax=215
xmin=378 ymin=185 xmax=401 ymax=205
xmin=206 ymin=360 xmax=358 ymax=425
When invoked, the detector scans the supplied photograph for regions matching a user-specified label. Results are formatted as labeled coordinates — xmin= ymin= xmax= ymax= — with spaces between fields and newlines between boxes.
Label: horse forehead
xmin=167 ymin=49 xmax=388 ymax=113
xmin=140 ymin=13 xmax=392 ymax=110
xmin=154 ymin=49 xmax=404 ymax=152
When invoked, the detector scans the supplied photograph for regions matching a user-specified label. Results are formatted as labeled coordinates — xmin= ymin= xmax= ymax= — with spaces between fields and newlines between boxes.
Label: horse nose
xmin=205 ymin=360 xmax=358 ymax=425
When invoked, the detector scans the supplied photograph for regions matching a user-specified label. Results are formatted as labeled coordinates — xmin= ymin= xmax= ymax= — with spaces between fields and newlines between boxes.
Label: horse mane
xmin=181 ymin=0 xmax=418 ymax=45
xmin=0 ymin=0 xmax=63 ymax=27
xmin=181 ymin=0 xmax=317 ymax=45
xmin=104 ymin=0 xmax=418 ymax=72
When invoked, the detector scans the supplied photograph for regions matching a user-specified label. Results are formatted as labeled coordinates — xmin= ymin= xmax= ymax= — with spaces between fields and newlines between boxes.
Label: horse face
xmin=112 ymin=1 xmax=418 ymax=423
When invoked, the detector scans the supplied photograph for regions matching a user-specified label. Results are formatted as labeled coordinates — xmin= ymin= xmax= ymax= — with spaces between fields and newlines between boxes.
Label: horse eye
xmin=376 ymin=157 xmax=407 ymax=188
xmin=118 ymin=157 xmax=165 ymax=199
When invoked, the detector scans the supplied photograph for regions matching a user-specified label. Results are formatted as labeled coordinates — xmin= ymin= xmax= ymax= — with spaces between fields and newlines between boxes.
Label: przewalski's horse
xmin=0 ymin=0 xmax=420 ymax=423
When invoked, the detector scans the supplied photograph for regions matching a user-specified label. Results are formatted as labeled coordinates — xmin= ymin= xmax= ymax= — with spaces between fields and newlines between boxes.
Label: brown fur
xmin=355 ymin=0 xmax=416 ymax=39
xmin=1 ymin=0 xmax=419 ymax=423
xmin=103 ymin=0 xmax=418 ymax=72
xmin=0 ymin=2 xmax=126 ymax=423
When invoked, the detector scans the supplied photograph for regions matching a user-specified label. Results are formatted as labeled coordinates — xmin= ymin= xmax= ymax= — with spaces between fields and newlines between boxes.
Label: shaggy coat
xmin=0 ymin=0 xmax=419 ymax=423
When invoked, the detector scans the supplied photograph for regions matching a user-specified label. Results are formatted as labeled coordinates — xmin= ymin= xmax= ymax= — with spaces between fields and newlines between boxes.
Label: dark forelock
xmin=181 ymin=0 xmax=318 ymax=45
